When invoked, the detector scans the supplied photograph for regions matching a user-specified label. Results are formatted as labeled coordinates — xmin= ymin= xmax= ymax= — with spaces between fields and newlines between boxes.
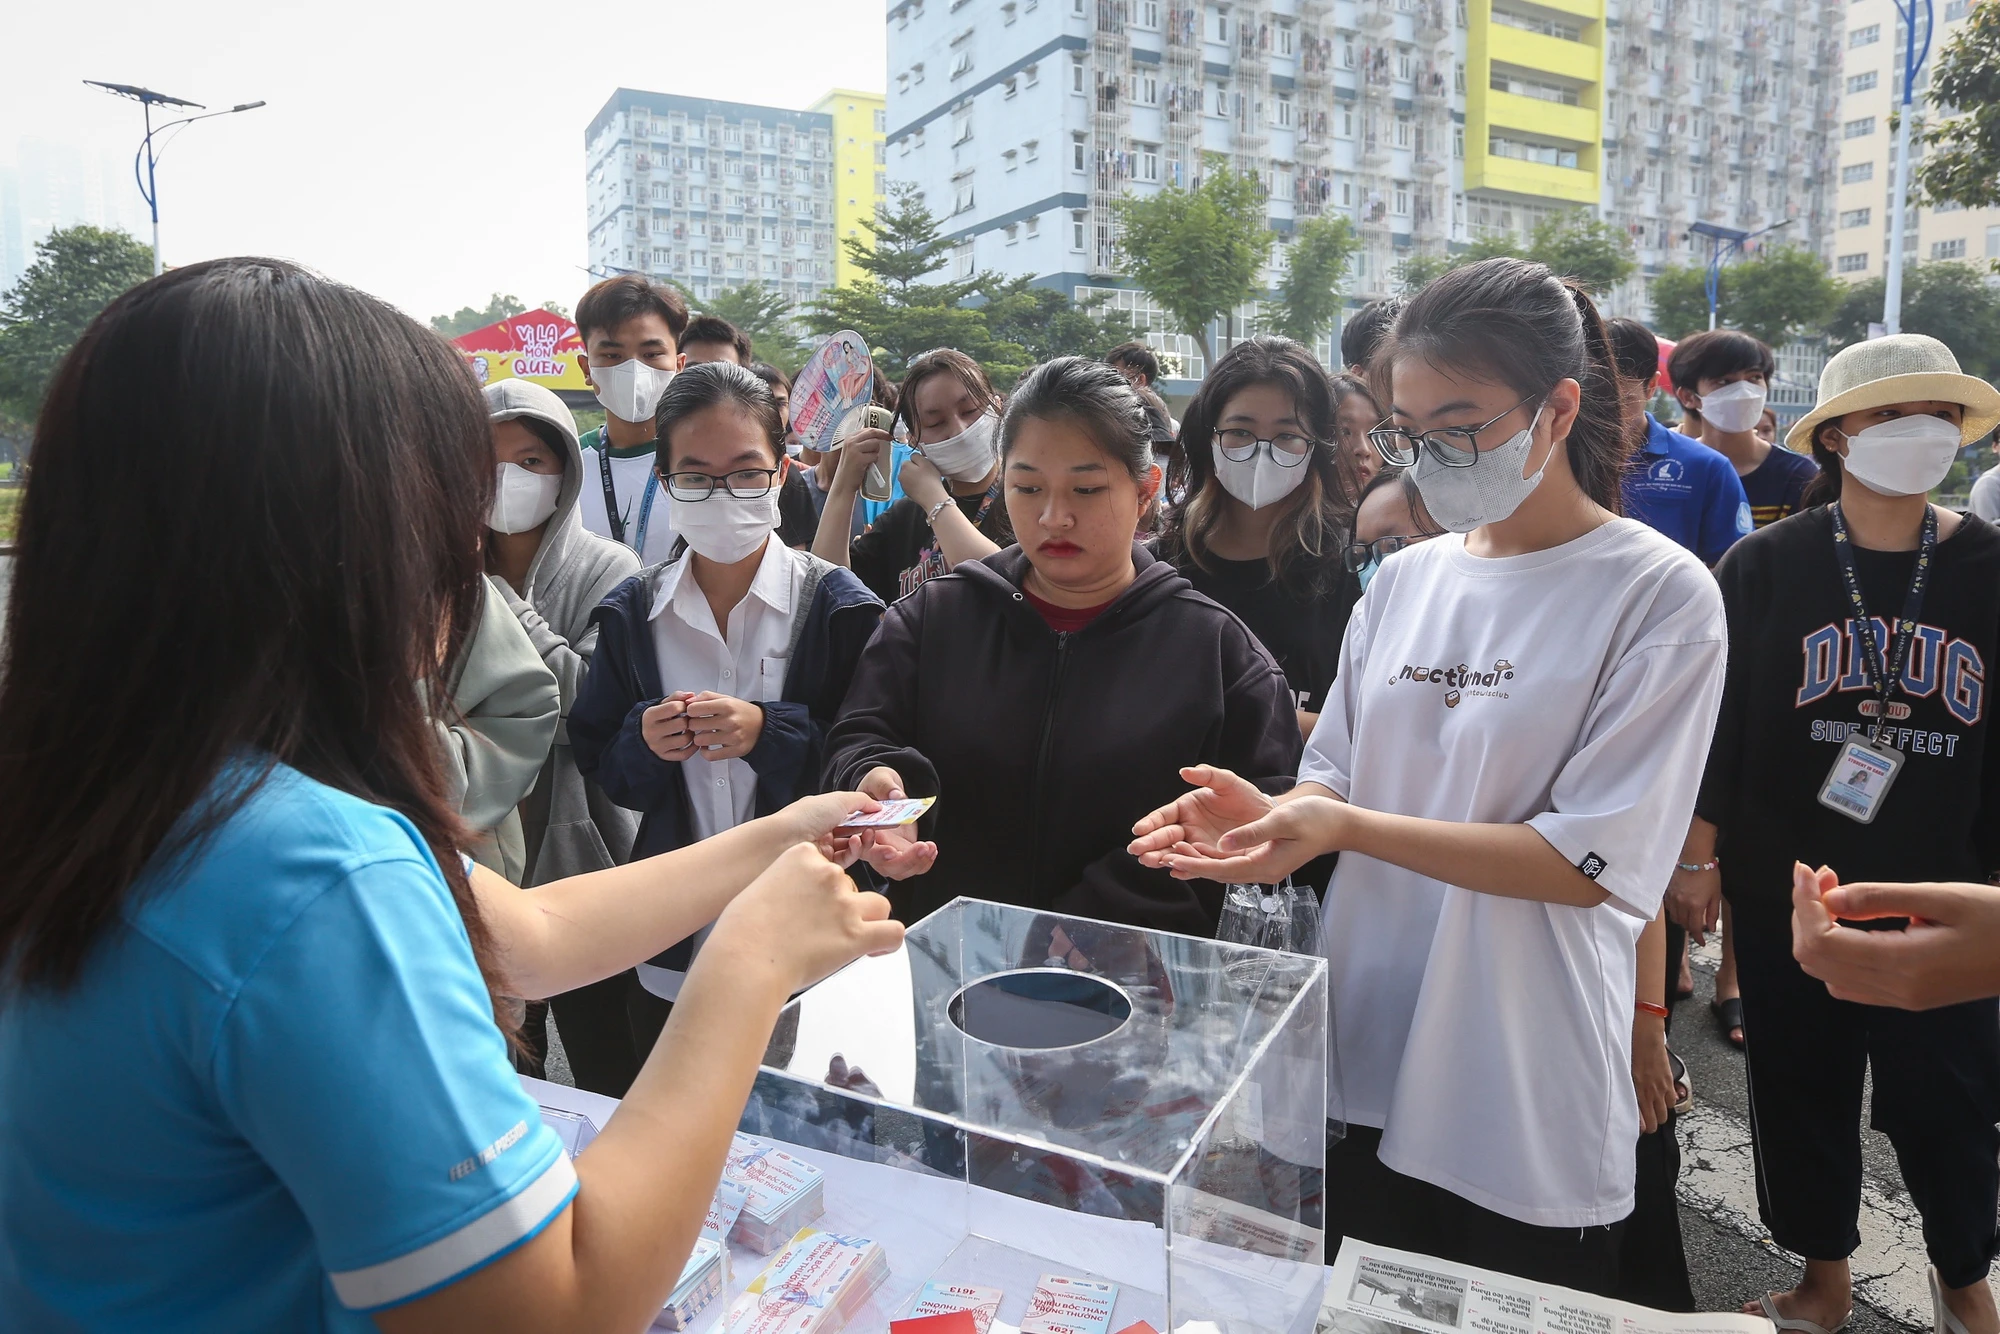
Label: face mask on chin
xmin=1408 ymin=404 xmax=1551 ymax=534
xmin=1697 ymin=380 xmax=1767 ymax=435
xmin=1838 ymin=414 xmax=1964 ymax=498
xmin=591 ymin=358 xmax=676 ymax=425
xmin=489 ymin=462 xmax=563 ymax=534
xmin=669 ymin=488 xmax=778 ymax=564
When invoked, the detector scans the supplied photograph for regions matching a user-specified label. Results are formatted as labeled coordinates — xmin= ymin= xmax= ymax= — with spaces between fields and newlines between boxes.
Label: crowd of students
xmin=0 ymin=253 xmax=1997 ymax=1334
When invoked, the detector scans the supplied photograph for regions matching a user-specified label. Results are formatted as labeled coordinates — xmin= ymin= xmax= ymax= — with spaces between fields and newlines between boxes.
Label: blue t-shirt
xmin=1622 ymin=415 xmax=1753 ymax=565
xmin=0 ymin=764 xmax=574 ymax=1331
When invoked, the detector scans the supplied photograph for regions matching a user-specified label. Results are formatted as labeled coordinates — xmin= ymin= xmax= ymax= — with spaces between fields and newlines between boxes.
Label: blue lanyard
xmin=596 ymin=428 xmax=661 ymax=557
xmin=633 ymin=472 xmax=660 ymax=558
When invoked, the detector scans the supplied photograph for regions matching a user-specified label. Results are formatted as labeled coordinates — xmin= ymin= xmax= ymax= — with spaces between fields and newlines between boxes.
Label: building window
xmin=1072 ymin=133 xmax=1088 ymax=171
xmin=1275 ymin=96 xmax=1293 ymax=127
xmin=1005 ymin=223 xmax=1019 ymax=244
xmin=1488 ymin=135 xmax=1579 ymax=169
xmin=951 ymin=49 xmax=974 ymax=77
xmin=1837 ymin=252 xmax=1869 ymax=272
xmin=1002 ymin=0 xmax=1017 ymax=17
xmin=1453 ymin=125 xmax=1465 ymax=157
xmin=1141 ymin=144 xmax=1159 ymax=179
xmin=1846 ymin=70 xmax=1878 ymax=94
xmin=1931 ymin=238 xmax=1967 ymax=259
xmin=1073 ymin=0 xmax=1084 ymax=13
xmin=1024 ymin=138 xmax=1040 ymax=161
xmin=1140 ymin=74 xmax=1158 ymax=104
xmin=1843 ymin=117 xmax=1876 ymax=138
xmin=1025 ymin=63 xmax=1040 ymax=85
xmin=1213 ymin=83 xmax=1229 ymax=116
xmin=1849 ymin=23 xmax=1879 ymax=45
xmin=955 ymin=240 xmax=975 ymax=275
xmin=1072 ymin=56 xmax=1087 ymax=92
xmin=1026 ymin=214 xmax=1041 ymax=238
xmin=1340 ymin=108 xmax=1354 ymax=138
xmin=1072 ymin=211 xmax=1088 ymax=250
xmin=953 ymin=108 xmax=973 ymax=144
xmin=1396 ymin=50 xmax=1412 ymax=81
xmin=1394 ymin=117 xmax=1412 ymax=148
xmin=952 ymin=173 xmax=976 ymax=214
xmin=1004 ymin=148 xmax=1019 ymax=170
xmin=1393 ymin=186 xmax=1410 ymax=215
xmin=1005 ymin=75 xmax=1018 ymax=98
xmin=913 ymin=62 xmax=926 ymax=83
xmin=1278 ymin=22 xmax=1293 ymax=54
xmin=1988 ymin=225 xmax=2000 ymax=259
xmin=1840 ymin=207 xmax=1872 ymax=227
xmin=1214 ymin=9 xmax=1229 ymax=40
xmin=1842 ymin=161 xmax=1874 ymax=183
xmin=1141 ymin=0 xmax=1159 ymax=24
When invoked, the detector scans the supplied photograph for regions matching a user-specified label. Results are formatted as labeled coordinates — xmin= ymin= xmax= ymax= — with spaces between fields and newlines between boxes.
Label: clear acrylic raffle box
xmin=741 ymin=897 xmax=1329 ymax=1334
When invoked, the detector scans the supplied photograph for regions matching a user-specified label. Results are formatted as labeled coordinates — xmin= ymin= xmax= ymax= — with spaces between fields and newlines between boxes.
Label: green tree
xmin=1914 ymin=0 xmax=2000 ymax=211
xmin=1265 ymin=216 xmax=1363 ymax=347
xmin=1646 ymin=264 xmax=1714 ymax=340
xmin=1451 ymin=233 xmax=1525 ymax=267
xmin=1390 ymin=251 xmax=1452 ymax=295
xmin=690 ymin=283 xmax=804 ymax=374
xmin=843 ymin=183 xmax=970 ymax=300
xmin=1826 ymin=261 xmax=2000 ymax=381
xmin=1526 ymin=213 xmax=1637 ymax=295
xmin=1113 ymin=166 xmax=1272 ymax=370
xmin=977 ymin=276 xmax=1137 ymax=369
xmin=0 ymin=225 xmax=154 ymax=424
xmin=430 ymin=292 xmax=525 ymax=336
xmin=537 ymin=299 xmax=571 ymax=319
xmin=1724 ymin=245 xmax=1844 ymax=350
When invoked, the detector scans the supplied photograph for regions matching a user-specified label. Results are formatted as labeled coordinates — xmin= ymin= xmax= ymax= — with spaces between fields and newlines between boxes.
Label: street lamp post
xmin=1883 ymin=0 xmax=1935 ymax=335
xmin=84 ymin=81 xmax=266 ymax=276
xmin=1687 ymin=219 xmax=1792 ymax=331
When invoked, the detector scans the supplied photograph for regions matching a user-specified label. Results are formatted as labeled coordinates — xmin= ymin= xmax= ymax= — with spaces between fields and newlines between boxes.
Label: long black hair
xmin=1160 ymin=335 xmax=1357 ymax=595
xmin=0 ymin=258 xmax=504 ymax=1011
xmin=1386 ymin=258 xmax=1631 ymax=513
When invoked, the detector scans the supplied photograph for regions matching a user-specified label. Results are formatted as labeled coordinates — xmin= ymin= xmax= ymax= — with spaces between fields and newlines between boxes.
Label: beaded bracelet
xmin=1675 ymin=859 xmax=1719 ymax=873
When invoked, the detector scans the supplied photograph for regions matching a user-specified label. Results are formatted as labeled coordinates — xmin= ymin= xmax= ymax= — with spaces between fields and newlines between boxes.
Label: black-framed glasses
xmin=1367 ymin=395 xmax=1540 ymax=469
xmin=1343 ymin=533 xmax=1435 ymax=572
xmin=662 ymin=468 xmax=779 ymax=502
xmin=1215 ymin=428 xmax=1313 ymax=466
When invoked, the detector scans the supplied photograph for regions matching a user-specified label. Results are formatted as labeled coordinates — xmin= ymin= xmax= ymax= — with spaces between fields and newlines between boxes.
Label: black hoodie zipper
xmin=1026 ymin=629 xmax=1071 ymax=907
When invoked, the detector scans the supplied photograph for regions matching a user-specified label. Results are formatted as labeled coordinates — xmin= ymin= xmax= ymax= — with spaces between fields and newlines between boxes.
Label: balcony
xmin=1485 ymin=89 xmax=1597 ymax=144
xmin=1468 ymin=152 xmax=1600 ymax=203
xmin=1487 ymin=26 xmax=1601 ymax=82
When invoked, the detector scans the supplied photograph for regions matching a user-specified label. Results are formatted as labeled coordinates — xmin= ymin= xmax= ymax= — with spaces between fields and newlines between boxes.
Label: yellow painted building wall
xmin=811 ymin=89 xmax=887 ymax=288
xmin=1465 ymin=0 xmax=1605 ymax=207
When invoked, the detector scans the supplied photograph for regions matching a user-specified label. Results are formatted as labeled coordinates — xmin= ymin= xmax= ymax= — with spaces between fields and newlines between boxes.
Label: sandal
xmin=1669 ymin=1051 xmax=1693 ymax=1116
xmin=1755 ymin=1293 xmax=1851 ymax=1334
xmin=1712 ymin=995 xmax=1745 ymax=1049
xmin=1930 ymin=1266 xmax=1972 ymax=1334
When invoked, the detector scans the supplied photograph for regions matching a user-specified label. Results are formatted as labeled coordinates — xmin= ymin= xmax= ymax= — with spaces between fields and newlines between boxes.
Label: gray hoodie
xmin=485 ymin=379 xmax=643 ymax=884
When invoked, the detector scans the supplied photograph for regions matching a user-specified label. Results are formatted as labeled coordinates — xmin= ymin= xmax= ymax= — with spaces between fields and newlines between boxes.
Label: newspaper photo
xmin=1325 ymin=1240 xmax=1772 ymax=1334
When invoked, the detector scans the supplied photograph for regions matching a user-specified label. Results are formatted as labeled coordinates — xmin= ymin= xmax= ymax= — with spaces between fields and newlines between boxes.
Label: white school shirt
xmin=1301 ymin=518 xmax=1726 ymax=1228
xmin=578 ymin=440 xmax=680 ymax=566
xmin=637 ymin=539 xmax=801 ymax=1000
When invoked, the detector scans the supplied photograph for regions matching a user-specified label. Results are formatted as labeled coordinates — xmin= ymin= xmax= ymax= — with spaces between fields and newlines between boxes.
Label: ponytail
xmin=1389 ymin=258 xmax=1634 ymax=515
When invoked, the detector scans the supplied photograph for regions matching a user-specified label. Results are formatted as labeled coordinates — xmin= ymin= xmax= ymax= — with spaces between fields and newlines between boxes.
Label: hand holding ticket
xmin=836 ymin=796 xmax=935 ymax=831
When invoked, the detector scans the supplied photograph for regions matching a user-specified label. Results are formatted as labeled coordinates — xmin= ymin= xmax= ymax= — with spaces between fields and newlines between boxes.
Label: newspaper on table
xmin=1325 ymin=1240 xmax=1773 ymax=1334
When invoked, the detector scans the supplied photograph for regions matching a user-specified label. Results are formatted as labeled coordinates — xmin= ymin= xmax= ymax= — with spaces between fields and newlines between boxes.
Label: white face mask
xmin=1838 ymin=414 xmax=1963 ymax=498
xmin=489 ymin=462 xmax=563 ymax=534
xmin=1698 ymin=380 xmax=1767 ymax=435
xmin=669 ymin=488 xmax=778 ymax=564
xmin=1210 ymin=440 xmax=1310 ymax=510
xmin=918 ymin=412 xmax=999 ymax=482
xmin=591 ymin=357 xmax=676 ymax=425
xmin=1408 ymin=404 xmax=1550 ymax=534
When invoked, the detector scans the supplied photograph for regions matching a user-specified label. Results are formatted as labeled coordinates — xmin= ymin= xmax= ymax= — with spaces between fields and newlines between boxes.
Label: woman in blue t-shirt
xmin=0 ymin=258 xmax=902 ymax=1332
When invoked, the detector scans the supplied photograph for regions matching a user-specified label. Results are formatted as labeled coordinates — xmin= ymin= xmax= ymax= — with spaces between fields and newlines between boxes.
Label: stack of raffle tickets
xmin=724 ymin=1133 xmax=828 ymax=1252
xmin=726 ymin=1227 xmax=890 ymax=1332
xmin=657 ymin=1238 xmax=727 ymax=1331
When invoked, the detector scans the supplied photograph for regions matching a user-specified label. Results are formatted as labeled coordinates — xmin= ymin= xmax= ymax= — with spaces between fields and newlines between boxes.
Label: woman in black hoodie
xmin=824 ymin=357 xmax=1303 ymax=935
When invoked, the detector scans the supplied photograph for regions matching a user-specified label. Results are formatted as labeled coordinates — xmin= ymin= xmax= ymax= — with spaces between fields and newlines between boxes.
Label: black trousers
xmin=1733 ymin=912 xmax=2000 ymax=1288
xmin=1328 ymin=1125 xmax=1626 ymax=1297
xmin=1616 ymin=1117 xmax=1695 ymax=1311
xmin=545 ymin=970 xmax=676 ymax=1098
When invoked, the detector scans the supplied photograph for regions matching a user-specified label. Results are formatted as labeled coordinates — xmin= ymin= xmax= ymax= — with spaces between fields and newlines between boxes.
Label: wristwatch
xmin=924 ymin=497 xmax=955 ymax=528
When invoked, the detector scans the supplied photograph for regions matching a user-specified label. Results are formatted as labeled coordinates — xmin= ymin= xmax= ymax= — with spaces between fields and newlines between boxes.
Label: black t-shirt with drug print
xmin=1696 ymin=507 xmax=2000 ymax=929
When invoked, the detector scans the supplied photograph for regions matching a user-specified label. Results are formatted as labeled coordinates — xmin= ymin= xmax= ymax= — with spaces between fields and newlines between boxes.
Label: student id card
xmin=836 ymin=796 xmax=935 ymax=830
xmin=1818 ymin=735 xmax=1904 ymax=824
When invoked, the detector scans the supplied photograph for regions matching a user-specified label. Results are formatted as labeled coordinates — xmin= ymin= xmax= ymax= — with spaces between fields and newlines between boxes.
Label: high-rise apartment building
xmin=584 ymin=90 xmax=843 ymax=308
xmin=811 ymin=90 xmax=891 ymax=286
xmin=1597 ymin=0 xmax=1843 ymax=318
xmin=1831 ymin=0 xmax=1997 ymax=285
xmin=884 ymin=0 xmax=1843 ymax=374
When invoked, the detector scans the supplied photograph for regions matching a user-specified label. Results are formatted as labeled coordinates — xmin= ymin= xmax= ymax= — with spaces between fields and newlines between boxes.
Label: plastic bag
xmin=1216 ymin=878 xmax=1323 ymax=956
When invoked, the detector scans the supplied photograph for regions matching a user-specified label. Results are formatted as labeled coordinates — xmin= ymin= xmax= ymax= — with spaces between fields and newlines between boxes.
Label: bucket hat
xmin=1786 ymin=333 xmax=2000 ymax=454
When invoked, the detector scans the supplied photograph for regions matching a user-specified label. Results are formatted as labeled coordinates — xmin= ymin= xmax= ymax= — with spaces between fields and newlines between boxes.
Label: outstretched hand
xmin=1792 ymin=862 xmax=2000 ymax=1010
xmin=1129 ymin=765 xmax=1275 ymax=866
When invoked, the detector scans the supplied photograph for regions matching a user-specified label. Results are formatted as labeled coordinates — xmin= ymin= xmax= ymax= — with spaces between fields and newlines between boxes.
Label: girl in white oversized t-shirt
xmin=1132 ymin=260 xmax=1726 ymax=1294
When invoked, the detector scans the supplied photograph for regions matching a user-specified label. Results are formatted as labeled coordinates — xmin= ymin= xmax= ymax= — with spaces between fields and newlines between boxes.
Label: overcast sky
xmin=4 ymin=0 xmax=886 ymax=321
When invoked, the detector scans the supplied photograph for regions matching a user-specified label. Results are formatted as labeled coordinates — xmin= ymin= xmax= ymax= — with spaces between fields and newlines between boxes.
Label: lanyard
xmin=596 ymin=430 xmax=660 ymax=556
xmin=1828 ymin=501 xmax=1936 ymax=722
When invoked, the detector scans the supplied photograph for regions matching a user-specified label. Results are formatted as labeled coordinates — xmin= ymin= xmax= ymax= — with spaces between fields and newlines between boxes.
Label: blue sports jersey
xmin=1622 ymin=415 xmax=1754 ymax=565
xmin=0 ymin=763 xmax=575 ymax=1331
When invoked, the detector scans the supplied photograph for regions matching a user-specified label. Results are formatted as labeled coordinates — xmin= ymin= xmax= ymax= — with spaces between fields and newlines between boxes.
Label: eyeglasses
xmin=661 ymin=468 xmax=779 ymax=502
xmin=1367 ymin=395 xmax=1540 ymax=469
xmin=1215 ymin=429 xmax=1313 ymax=466
xmin=1342 ymin=533 xmax=1434 ymax=572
